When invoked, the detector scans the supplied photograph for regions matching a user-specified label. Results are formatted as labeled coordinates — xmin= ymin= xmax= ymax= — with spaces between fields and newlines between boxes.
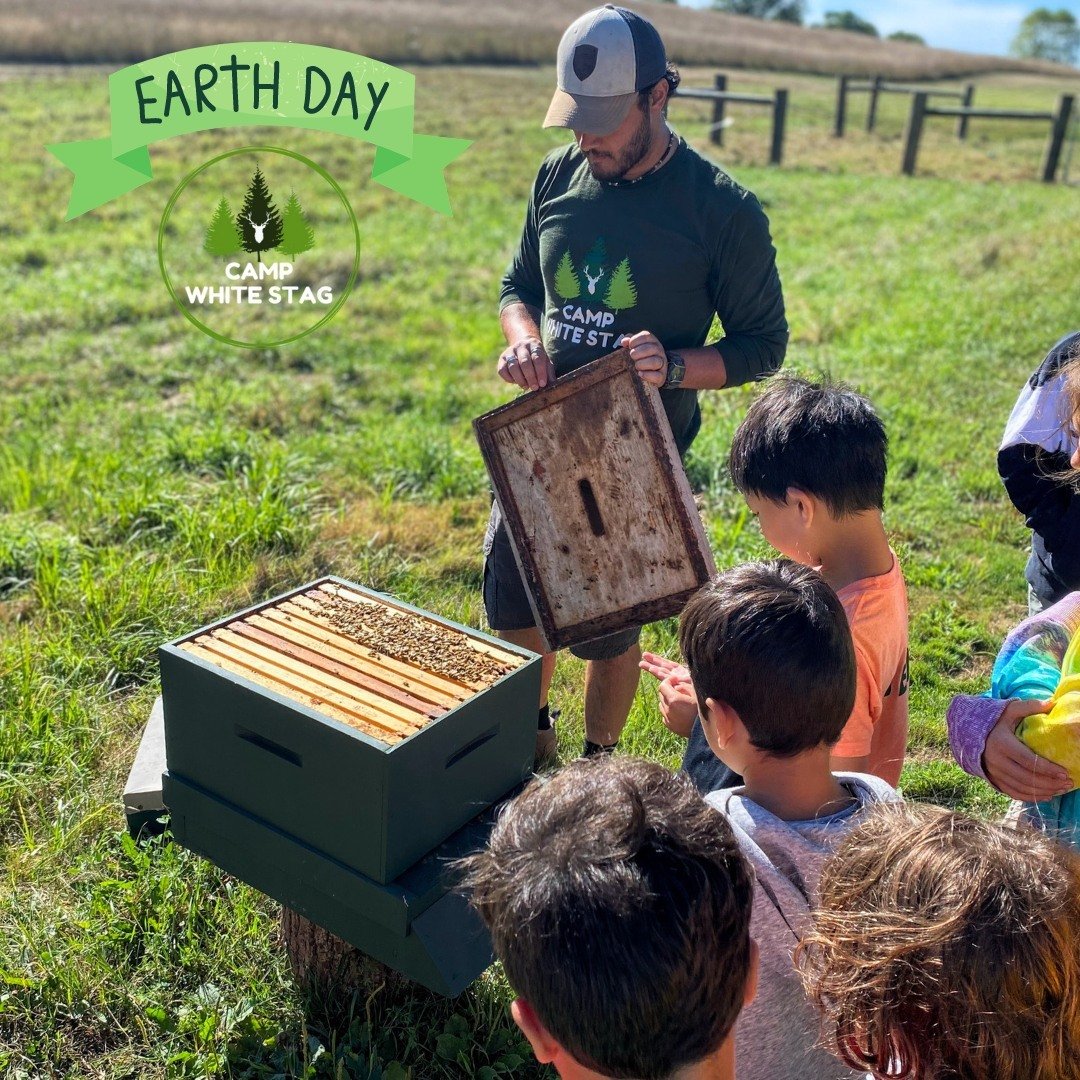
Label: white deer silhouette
xmin=243 ymin=214 xmax=270 ymax=244
xmin=583 ymin=264 xmax=603 ymax=295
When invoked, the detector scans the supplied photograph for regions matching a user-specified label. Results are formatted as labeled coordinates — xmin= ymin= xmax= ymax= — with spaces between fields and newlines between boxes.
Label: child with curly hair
xmin=797 ymin=801 xmax=1080 ymax=1079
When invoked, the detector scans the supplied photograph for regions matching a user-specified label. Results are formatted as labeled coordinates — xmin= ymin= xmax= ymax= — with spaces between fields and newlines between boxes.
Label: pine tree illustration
xmin=603 ymin=257 xmax=638 ymax=312
xmin=580 ymin=237 xmax=609 ymax=298
xmin=553 ymin=250 xmax=580 ymax=300
xmin=235 ymin=165 xmax=283 ymax=263
xmin=204 ymin=196 xmax=242 ymax=257
xmin=277 ymin=192 xmax=316 ymax=258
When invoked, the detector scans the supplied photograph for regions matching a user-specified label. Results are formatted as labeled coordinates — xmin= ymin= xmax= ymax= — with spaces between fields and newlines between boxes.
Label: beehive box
xmin=474 ymin=348 xmax=716 ymax=652
xmin=163 ymin=770 xmax=507 ymax=996
xmin=159 ymin=577 xmax=540 ymax=885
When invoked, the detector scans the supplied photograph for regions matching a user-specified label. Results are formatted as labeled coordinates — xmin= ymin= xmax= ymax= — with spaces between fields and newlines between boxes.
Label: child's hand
xmin=640 ymin=653 xmax=698 ymax=739
xmin=639 ymin=652 xmax=684 ymax=681
xmin=983 ymin=697 xmax=1072 ymax=802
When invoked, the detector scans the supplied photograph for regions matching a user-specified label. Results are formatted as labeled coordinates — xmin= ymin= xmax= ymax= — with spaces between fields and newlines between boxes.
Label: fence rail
xmin=673 ymin=74 xmax=788 ymax=166
xmin=835 ymin=75 xmax=976 ymax=140
xmin=901 ymin=91 xmax=1075 ymax=182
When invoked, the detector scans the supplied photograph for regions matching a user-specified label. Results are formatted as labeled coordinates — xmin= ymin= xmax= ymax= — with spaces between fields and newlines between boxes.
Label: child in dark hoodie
xmin=679 ymin=559 xmax=900 ymax=1080
xmin=998 ymin=331 xmax=1080 ymax=614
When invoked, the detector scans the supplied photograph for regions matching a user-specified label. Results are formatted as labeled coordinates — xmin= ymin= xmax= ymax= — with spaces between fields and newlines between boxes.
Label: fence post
xmin=834 ymin=74 xmax=849 ymax=137
xmin=1042 ymin=94 xmax=1075 ymax=182
xmin=865 ymin=75 xmax=882 ymax=133
xmin=957 ymin=83 xmax=974 ymax=140
xmin=770 ymin=88 xmax=788 ymax=165
xmin=710 ymin=72 xmax=727 ymax=147
xmin=901 ymin=91 xmax=928 ymax=176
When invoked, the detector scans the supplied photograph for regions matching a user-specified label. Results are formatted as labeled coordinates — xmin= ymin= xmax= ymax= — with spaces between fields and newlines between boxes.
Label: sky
xmin=683 ymin=0 xmax=1080 ymax=56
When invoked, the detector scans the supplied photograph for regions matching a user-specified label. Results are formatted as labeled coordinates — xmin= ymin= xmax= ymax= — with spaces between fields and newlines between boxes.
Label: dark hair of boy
xmin=679 ymin=559 xmax=856 ymax=757
xmin=461 ymin=756 xmax=754 ymax=1080
xmin=728 ymin=375 xmax=888 ymax=516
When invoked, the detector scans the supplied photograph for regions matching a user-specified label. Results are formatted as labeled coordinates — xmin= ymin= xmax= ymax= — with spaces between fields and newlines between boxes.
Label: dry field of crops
xmin=1 ymin=0 xmax=1074 ymax=78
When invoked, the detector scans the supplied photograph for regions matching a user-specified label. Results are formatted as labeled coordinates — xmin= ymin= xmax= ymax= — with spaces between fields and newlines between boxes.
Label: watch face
xmin=667 ymin=354 xmax=684 ymax=387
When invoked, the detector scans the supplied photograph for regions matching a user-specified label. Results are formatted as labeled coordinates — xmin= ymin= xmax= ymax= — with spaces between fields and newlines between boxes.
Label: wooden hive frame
xmin=176 ymin=581 xmax=525 ymax=746
xmin=474 ymin=348 xmax=716 ymax=652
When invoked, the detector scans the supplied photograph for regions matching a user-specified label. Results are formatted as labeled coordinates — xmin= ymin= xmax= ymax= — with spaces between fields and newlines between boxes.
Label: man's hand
xmin=619 ymin=331 xmax=667 ymax=387
xmin=640 ymin=652 xmax=698 ymax=738
xmin=983 ymin=697 xmax=1073 ymax=802
xmin=498 ymin=338 xmax=555 ymax=391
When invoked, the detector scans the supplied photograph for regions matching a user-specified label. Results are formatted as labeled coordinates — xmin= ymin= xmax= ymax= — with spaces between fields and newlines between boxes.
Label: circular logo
xmin=158 ymin=146 xmax=361 ymax=349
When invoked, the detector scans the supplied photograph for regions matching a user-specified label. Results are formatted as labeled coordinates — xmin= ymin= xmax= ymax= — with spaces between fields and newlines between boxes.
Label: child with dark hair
xmin=679 ymin=559 xmax=899 ymax=1080
xmin=797 ymin=802 xmax=1080 ymax=1080
xmin=643 ymin=375 xmax=908 ymax=791
xmin=461 ymin=755 xmax=757 ymax=1080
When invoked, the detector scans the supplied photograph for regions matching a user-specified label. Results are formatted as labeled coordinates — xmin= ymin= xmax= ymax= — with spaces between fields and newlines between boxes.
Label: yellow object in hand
xmin=1018 ymin=632 xmax=1080 ymax=792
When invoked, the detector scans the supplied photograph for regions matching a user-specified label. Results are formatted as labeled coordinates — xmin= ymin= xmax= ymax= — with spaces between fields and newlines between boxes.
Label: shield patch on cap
xmin=573 ymin=44 xmax=599 ymax=81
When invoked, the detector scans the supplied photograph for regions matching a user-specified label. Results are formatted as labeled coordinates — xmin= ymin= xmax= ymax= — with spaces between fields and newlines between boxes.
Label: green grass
xmin=1 ymin=61 xmax=1076 ymax=1075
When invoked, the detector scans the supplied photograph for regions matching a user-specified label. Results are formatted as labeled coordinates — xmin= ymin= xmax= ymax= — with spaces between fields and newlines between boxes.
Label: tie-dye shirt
xmin=947 ymin=590 xmax=1080 ymax=847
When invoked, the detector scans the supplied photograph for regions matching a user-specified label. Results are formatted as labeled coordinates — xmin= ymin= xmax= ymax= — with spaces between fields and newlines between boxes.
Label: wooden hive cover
xmin=175 ymin=580 xmax=526 ymax=747
xmin=474 ymin=348 xmax=716 ymax=652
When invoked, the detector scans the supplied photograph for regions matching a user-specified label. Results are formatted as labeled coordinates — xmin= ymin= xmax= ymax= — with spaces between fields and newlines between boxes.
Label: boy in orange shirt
xmin=644 ymin=376 xmax=909 ymax=789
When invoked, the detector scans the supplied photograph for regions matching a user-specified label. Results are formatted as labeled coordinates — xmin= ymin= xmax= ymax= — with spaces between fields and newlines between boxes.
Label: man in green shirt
xmin=487 ymin=4 xmax=788 ymax=762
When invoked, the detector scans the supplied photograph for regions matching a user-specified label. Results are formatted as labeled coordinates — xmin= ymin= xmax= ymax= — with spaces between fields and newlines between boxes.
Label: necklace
xmin=611 ymin=130 xmax=677 ymax=186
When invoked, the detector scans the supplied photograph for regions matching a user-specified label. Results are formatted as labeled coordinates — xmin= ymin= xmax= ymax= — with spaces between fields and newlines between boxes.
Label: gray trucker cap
xmin=543 ymin=5 xmax=668 ymax=136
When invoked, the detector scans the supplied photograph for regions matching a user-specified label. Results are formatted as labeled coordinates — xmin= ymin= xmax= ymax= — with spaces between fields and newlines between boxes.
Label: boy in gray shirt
xmin=679 ymin=559 xmax=900 ymax=1080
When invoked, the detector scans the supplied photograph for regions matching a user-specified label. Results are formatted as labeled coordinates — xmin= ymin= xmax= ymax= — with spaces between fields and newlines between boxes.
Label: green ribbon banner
xmin=46 ymin=42 xmax=471 ymax=219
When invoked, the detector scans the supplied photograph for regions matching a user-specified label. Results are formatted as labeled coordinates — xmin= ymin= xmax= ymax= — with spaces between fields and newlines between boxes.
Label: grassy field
xmin=1 ymin=58 xmax=1079 ymax=1077
xmin=1 ymin=0 xmax=1075 ymax=79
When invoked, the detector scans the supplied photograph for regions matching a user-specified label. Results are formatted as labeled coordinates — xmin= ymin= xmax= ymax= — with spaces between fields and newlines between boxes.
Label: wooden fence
xmin=673 ymin=74 xmax=789 ymax=166
xmin=674 ymin=72 xmax=1073 ymax=183
xmin=834 ymin=75 xmax=977 ymax=140
xmin=900 ymin=91 xmax=1076 ymax=182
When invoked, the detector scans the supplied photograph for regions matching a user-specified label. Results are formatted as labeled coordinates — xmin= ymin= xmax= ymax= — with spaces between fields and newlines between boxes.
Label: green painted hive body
xmin=157 ymin=577 xmax=541 ymax=993
xmin=163 ymin=771 xmax=508 ymax=996
xmin=159 ymin=576 xmax=540 ymax=885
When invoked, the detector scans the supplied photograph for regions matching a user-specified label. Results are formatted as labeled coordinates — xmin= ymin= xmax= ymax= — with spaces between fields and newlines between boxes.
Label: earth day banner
xmin=47 ymin=42 xmax=471 ymax=219
xmin=45 ymin=42 xmax=471 ymax=347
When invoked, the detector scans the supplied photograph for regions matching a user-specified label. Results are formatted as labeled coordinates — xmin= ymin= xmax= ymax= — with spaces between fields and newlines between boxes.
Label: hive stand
xmin=123 ymin=696 xmax=167 ymax=839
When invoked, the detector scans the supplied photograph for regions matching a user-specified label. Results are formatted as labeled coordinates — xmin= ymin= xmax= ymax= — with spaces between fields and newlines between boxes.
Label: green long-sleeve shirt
xmin=499 ymin=137 xmax=788 ymax=454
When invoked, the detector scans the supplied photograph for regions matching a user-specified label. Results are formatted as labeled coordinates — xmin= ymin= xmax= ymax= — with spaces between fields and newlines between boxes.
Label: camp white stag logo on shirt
xmin=548 ymin=237 xmax=638 ymax=349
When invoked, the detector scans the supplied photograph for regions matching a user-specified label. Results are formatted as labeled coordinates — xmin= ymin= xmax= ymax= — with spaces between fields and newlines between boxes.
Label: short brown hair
xmin=637 ymin=62 xmax=681 ymax=116
xmin=460 ymin=756 xmax=753 ymax=1079
xmin=797 ymin=802 xmax=1080 ymax=1080
xmin=679 ymin=559 xmax=855 ymax=757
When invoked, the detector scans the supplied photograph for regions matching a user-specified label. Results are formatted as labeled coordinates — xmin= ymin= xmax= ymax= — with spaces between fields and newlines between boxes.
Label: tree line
xmin=651 ymin=2 xmax=1079 ymax=65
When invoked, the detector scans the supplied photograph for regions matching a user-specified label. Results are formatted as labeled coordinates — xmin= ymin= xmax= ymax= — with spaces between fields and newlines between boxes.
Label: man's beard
xmin=585 ymin=109 xmax=653 ymax=182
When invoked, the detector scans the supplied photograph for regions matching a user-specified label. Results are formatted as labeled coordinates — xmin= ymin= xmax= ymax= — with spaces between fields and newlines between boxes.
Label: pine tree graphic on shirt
xmin=554 ymin=250 xmax=581 ymax=300
xmin=603 ymin=257 xmax=637 ymax=312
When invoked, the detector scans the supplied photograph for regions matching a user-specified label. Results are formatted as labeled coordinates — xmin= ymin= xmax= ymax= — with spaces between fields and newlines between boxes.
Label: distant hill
xmin=2 ymin=0 xmax=1076 ymax=79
